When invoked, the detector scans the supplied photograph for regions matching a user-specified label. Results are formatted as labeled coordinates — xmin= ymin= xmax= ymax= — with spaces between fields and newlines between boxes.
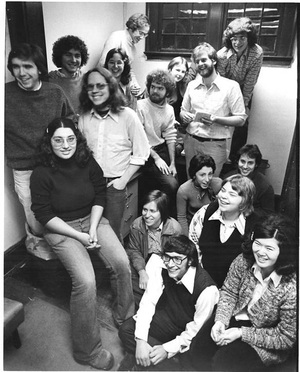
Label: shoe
xmin=76 ymin=349 xmax=114 ymax=370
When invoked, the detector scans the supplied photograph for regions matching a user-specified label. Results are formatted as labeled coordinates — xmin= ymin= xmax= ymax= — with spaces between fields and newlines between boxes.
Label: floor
xmin=3 ymin=255 xmax=126 ymax=371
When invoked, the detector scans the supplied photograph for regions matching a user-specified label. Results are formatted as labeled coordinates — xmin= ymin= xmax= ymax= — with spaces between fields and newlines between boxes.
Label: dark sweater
xmin=5 ymin=81 xmax=74 ymax=169
xmin=155 ymin=266 xmax=215 ymax=333
xmin=199 ymin=201 xmax=258 ymax=288
xmin=30 ymin=157 xmax=106 ymax=225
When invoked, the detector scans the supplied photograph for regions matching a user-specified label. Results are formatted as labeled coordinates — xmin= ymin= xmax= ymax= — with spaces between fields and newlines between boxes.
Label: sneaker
xmin=76 ymin=348 xmax=114 ymax=370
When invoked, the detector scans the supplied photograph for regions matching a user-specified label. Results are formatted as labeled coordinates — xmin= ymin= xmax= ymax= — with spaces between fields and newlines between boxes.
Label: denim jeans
xmin=44 ymin=215 xmax=134 ymax=362
xmin=12 ymin=169 xmax=44 ymax=236
xmin=103 ymin=184 xmax=127 ymax=242
xmin=184 ymin=135 xmax=227 ymax=177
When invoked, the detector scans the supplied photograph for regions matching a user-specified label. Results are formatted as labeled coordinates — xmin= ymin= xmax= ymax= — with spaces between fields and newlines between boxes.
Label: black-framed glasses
xmin=162 ymin=254 xmax=187 ymax=266
xmin=86 ymin=83 xmax=108 ymax=92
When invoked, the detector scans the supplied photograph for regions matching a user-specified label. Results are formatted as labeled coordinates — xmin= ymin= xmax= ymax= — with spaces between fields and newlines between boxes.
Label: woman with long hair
xmin=30 ymin=117 xmax=135 ymax=370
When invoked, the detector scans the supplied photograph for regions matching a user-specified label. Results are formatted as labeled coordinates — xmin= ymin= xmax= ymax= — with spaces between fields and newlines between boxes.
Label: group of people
xmin=5 ymin=11 xmax=297 ymax=372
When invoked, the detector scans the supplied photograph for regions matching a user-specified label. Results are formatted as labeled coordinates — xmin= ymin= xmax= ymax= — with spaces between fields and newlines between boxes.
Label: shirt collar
xmin=146 ymin=222 xmax=163 ymax=232
xmin=251 ymin=263 xmax=282 ymax=287
xmin=176 ymin=266 xmax=196 ymax=293
xmin=194 ymin=73 xmax=222 ymax=90
xmin=209 ymin=208 xmax=246 ymax=235
xmin=18 ymin=80 xmax=42 ymax=91
xmin=227 ymin=46 xmax=249 ymax=60
xmin=90 ymin=108 xmax=119 ymax=123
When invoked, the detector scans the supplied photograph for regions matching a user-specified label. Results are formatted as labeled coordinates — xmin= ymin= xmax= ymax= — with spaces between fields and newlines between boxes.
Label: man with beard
xmin=180 ymin=42 xmax=247 ymax=177
xmin=137 ymin=70 xmax=179 ymax=216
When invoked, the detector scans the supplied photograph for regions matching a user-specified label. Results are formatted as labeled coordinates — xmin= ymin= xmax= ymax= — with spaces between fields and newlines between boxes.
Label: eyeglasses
xmin=138 ymin=30 xmax=149 ymax=38
xmin=51 ymin=136 xmax=77 ymax=147
xmin=162 ymin=254 xmax=188 ymax=266
xmin=86 ymin=83 xmax=108 ymax=92
xmin=230 ymin=36 xmax=247 ymax=43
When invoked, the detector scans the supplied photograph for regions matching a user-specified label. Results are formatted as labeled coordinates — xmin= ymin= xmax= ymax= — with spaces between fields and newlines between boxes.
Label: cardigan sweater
xmin=137 ymin=98 xmax=177 ymax=147
xmin=216 ymin=254 xmax=297 ymax=366
xmin=198 ymin=201 xmax=258 ymax=288
xmin=5 ymin=81 xmax=74 ymax=170
xmin=176 ymin=178 xmax=222 ymax=236
xmin=30 ymin=157 xmax=106 ymax=225
xmin=126 ymin=216 xmax=182 ymax=274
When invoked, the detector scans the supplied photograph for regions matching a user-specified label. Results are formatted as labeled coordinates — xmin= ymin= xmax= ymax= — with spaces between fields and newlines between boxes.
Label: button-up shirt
xmin=189 ymin=204 xmax=246 ymax=254
xmin=217 ymin=44 xmax=263 ymax=108
xmin=147 ymin=222 xmax=163 ymax=255
xmin=181 ymin=74 xmax=247 ymax=138
xmin=134 ymin=254 xmax=219 ymax=357
xmin=78 ymin=108 xmax=150 ymax=178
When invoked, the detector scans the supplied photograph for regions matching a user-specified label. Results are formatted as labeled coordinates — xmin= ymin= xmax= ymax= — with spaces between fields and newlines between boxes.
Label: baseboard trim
xmin=4 ymin=238 xmax=29 ymax=278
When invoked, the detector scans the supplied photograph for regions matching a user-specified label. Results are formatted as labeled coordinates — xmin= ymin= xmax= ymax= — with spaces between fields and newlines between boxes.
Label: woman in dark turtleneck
xmin=30 ymin=117 xmax=134 ymax=370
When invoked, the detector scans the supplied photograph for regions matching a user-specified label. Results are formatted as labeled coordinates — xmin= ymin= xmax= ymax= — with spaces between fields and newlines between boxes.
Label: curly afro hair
xmin=52 ymin=35 xmax=89 ymax=68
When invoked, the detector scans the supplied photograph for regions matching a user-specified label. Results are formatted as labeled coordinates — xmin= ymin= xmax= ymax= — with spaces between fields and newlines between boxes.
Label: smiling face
xmin=129 ymin=24 xmax=150 ymax=44
xmin=51 ymin=127 xmax=77 ymax=159
xmin=238 ymin=154 xmax=257 ymax=177
xmin=11 ymin=57 xmax=40 ymax=91
xmin=142 ymin=201 xmax=162 ymax=230
xmin=169 ymin=63 xmax=187 ymax=83
xmin=61 ymin=48 xmax=82 ymax=76
xmin=194 ymin=166 xmax=214 ymax=189
xmin=194 ymin=51 xmax=215 ymax=78
xmin=87 ymin=72 xmax=110 ymax=107
xmin=163 ymin=252 xmax=189 ymax=281
xmin=107 ymin=53 xmax=125 ymax=81
xmin=252 ymin=237 xmax=280 ymax=277
xmin=217 ymin=182 xmax=243 ymax=217
xmin=230 ymin=32 xmax=248 ymax=56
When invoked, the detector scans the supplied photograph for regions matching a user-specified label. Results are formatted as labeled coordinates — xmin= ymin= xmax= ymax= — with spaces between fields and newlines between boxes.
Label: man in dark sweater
xmin=118 ymin=235 xmax=218 ymax=370
xmin=5 ymin=43 xmax=74 ymax=256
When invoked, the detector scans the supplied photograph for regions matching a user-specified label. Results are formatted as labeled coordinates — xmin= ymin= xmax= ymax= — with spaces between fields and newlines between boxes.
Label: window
xmin=145 ymin=3 xmax=297 ymax=65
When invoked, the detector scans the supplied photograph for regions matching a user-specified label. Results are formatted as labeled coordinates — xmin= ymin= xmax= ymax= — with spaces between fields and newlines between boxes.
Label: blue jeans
xmin=103 ymin=184 xmax=127 ymax=242
xmin=44 ymin=215 xmax=134 ymax=362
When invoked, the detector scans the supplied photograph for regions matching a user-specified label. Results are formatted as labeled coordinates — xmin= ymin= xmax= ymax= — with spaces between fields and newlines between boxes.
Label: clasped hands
xmin=136 ymin=339 xmax=167 ymax=367
xmin=154 ymin=157 xmax=177 ymax=176
xmin=211 ymin=321 xmax=242 ymax=346
xmin=78 ymin=230 xmax=101 ymax=250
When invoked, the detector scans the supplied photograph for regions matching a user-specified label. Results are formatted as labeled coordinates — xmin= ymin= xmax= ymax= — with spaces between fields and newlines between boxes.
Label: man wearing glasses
xmin=97 ymin=13 xmax=151 ymax=96
xmin=118 ymin=235 xmax=219 ymax=370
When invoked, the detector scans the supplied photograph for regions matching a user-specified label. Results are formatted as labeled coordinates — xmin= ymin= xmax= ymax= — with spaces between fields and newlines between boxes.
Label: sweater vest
xmin=155 ymin=266 xmax=215 ymax=332
xmin=199 ymin=201 xmax=257 ymax=288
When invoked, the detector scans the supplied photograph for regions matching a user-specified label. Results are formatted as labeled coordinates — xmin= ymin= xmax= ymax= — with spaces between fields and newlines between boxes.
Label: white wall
xmin=4 ymin=2 xmax=297 ymax=250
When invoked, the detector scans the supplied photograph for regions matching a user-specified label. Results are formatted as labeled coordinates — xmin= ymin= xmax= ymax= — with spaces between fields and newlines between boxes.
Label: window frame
xmin=145 ymin=2 xmax=297 ymax=66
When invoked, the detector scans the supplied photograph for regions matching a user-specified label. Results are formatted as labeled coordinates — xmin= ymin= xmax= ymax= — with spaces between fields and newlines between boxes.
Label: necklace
xmin=193 ymin=181 xmax=206 ymax=200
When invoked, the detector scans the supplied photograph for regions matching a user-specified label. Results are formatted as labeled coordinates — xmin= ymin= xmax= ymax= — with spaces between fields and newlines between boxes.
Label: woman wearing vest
xmin=189 ymin=174 xmax=258 ymax=288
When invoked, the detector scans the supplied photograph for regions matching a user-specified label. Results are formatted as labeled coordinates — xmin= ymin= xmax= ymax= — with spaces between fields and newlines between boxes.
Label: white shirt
xmin=189 ymin=204 xmax=246 ymax=256
xmin=134 ymin=254 xmax=219 ymax=357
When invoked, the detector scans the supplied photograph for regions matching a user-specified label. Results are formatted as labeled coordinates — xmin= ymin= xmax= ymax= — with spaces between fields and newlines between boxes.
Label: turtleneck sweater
xmin=30 ymin=156 xmax=106 ymax=225
xmin=137 ymin=97 xmax=177 ymax=147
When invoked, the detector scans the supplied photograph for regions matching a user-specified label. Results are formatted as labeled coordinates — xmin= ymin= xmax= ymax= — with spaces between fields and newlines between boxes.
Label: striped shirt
xmin=217 ymin=44 xmax=263 ymax=108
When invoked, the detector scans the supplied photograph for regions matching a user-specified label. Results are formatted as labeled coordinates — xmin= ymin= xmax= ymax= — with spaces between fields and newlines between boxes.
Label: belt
xmin=187 ymin=133 xmax=226 ymax=142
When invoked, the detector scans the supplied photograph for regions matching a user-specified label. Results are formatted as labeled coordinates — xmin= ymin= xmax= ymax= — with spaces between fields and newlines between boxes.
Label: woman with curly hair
xmin=189 ymin=174 xmax=258 ymax=287
xmin=104 ymin=48 xmax=137 ymax=110
xmin=217 ymin=17 xmax=263 ymax=164
xmin=190 ymin=213 xmax=297 ymax=371
xmin=30 ymin=117 xmax=135 ymax=370
xmin=49 ymin=35 xmax=89 ymax=114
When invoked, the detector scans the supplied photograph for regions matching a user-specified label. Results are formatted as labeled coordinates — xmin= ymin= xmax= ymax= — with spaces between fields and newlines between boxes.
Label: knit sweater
xmin=30 ymin=156 xmax=106 ymax=225
xmin=176 ymin=178 xmax=222 ymax=236
xmin=215 ymin=254 xmax=297 ymax=366
xmin=5 ymin=81 xmax=74 ymax=170
xmin=48 ymin=70 xmax=83 ymax=115
xmin=137 ymin=98 xmax=177 ymax=147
